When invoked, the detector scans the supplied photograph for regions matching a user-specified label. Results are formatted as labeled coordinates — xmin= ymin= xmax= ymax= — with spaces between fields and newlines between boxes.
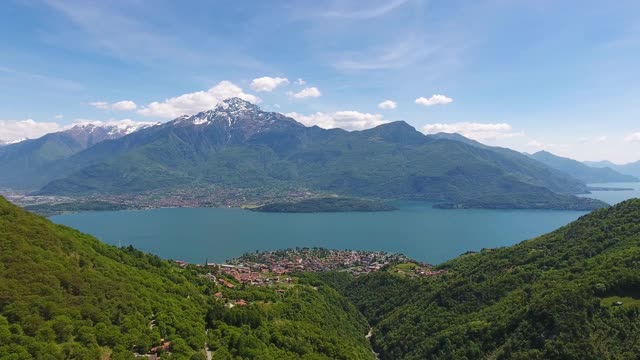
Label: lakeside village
xmin=133 ymin=249 xmax=447 ymax=359
xmin=177 ymin=248 xmax=447 ymax=289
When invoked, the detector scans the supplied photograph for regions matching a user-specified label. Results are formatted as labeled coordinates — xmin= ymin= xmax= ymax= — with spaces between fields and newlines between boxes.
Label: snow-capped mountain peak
xmin=175 ymin=97 xmax=266 ymax=127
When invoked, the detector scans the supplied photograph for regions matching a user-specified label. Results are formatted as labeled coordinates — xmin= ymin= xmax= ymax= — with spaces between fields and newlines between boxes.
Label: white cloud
xmin=286 ymin=111 xmax=387 ymax=130
xmin=526 ymin=140 xmax=545 ymax=148
xmin=54 ymin=114 xmax=64 ymax=119
xmin=624 ymin=132 xmax=640 ymax=142
xmin=378 ymin=100 xmax=397 ymax=110
xmin=111 ymin=100 xmax=137 ymax=111
xmin=0 ymin=119 xmax=64 ymax=142
xmin=594 ymin=135 xmax=608 ymax=143
xmin=289 ymin=87 xmax=322 ymax=99
xmin=138 ymin=81 xmax=261 ymax=118
xmin=422 ymin=122 xmax=524 ymax=141
xmin=333 ymin=33 xmax=438 ymax=71
xmin=250 ymin=77 xmax=289 ymax=92
xmin=316 ymin=0 xmax=408 ymax=19
xmin=295 ymin=78 xmax=306 ymax=85
xmin=90 ymin=100 xmax=138 ymax=111
xmin=415 ymin=94 xmax=453 ymax=107
xmin=90 ymin=101 xmax=110 ymax=110
xmin=525 ymin=140 xmax=569 ymax=150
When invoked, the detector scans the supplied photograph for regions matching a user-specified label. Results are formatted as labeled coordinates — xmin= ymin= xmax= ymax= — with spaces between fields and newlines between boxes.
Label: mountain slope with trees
xmin=343 ymin=199 xmax=640 ymax=359
xmin=0 ymin=196 xmax=374 ymax=359
xmin=0 ymin=123 xmax=155 ymax=190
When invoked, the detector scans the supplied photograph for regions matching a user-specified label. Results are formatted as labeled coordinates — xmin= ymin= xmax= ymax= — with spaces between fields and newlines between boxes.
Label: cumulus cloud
xmin=90 ymin=101 xmax=109 ymax=110
xmin=295 ymin=78 xmax=306 ymax=85
xmin=250 ymin=77 xmax=289 ymax=92
xmin=111 ymin=100 xmax=138 ymax=111
xmin=422 ymin=122 xmax=524 ymax=141
xmin=415 ymin=94 xmax=453 ymax=107
xmin=285 ymin=111 xmax=387 ymax=130
xmin=289 ymin=87 xmax=321 ymax=99
xmin=0 ymin=119 xmax=64 ymax=142
xmin=138 ymin=81 xmax=260 ymax=118
xmin=624 ymin=132 xmax=640 ymax=142
xmin=378 ymin=100 xmax=397 ymax=110
xmin=90 ymin=100 xmax=138 ymax=111
xmin=54 ymin=114 xmax=64 ymax=119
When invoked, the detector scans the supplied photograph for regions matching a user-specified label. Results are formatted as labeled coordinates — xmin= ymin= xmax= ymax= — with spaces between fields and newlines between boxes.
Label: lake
xmin=52 ymin=183 xmax=638 ymax=265
xmin=580 ymin=182 xmax=640 ymax=204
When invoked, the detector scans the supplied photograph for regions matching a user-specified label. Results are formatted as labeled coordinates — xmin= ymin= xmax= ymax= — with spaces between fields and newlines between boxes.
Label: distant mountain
xmin=0 ymin=138 xmax=26 ymax=146
xmin=6 ymin=98 xmax=602 ymax=209
xmin=0 ymin=122 xmax=156 ymax=189
xmin=425 ymin=132 xmax=490 ymax=149
xmin=584 ymin=160 xmax=640 ymax=179
xmin=529 ymin=150 xmax=639 ymax=183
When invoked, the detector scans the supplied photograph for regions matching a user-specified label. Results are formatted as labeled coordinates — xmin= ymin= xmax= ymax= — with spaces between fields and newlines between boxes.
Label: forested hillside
xmin=0 ymin=197 xmax=373 ymax=359
xmin=344 ymin=199 xmax=640 ymax=359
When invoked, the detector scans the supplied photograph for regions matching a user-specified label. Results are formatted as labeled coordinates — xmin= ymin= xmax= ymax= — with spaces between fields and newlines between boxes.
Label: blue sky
xmin=1 ymin=0 xmax=640 ymax=162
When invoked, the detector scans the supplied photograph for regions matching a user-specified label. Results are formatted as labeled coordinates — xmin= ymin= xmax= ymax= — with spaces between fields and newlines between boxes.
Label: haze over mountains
xmin=584 ymin=160 xmax=640 ymax=179
xmin=529 ymin=150 xmax=639 ymax=183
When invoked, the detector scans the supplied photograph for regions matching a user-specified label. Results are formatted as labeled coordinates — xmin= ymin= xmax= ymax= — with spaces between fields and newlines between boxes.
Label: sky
xmin=1 ymin=0 xmax=640 ymax=162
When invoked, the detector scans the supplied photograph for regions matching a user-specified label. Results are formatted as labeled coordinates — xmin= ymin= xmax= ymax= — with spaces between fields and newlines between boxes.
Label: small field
xmin=599 ymin=296 xmax=640 ymax=309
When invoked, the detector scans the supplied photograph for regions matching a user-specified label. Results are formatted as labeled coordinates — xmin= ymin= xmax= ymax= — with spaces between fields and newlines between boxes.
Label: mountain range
xmin=0 ymin=122 xmax=156 ymax=189
xmin=529 ymin=150 xmax=639 ymax=183
xmin=0 ymin=98 xmax=611 ymax=210
xmin=584 ymin=160 xmax=640 ymax=179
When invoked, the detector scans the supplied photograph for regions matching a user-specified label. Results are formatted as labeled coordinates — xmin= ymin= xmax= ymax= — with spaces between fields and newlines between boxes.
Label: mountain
xmin=585 ymin=160 xmax=640 ymax=179
xmin=0 ymin=122 xmax=156 ymax=189
xmin=340 ymin=199 xmax=640 ymax=359
xmin=425 ymin=132 xmax=491 ymax=149
xmin=0 ymin=195 xmax=375 ymax=359
xmin=8 ymin=98 xmax=602 ymax=209
xmin=0 ymin=138 xmax=26 ymax=146
xmin=529 ymin=150 xmax=639 ymax=183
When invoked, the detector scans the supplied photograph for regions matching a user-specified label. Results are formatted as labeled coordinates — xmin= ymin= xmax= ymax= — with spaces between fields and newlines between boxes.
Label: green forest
xmin=2 ymin=195 xmax=640 ymax=359
xmin=343 ymin=199 xmax=640 ymax=359
xmin=0 ymin=196 xmax=373 ymax=359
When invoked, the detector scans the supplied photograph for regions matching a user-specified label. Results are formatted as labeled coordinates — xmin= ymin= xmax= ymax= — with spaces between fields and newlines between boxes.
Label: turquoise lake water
xmin=51 ymin=183 xmax=639 ymax=265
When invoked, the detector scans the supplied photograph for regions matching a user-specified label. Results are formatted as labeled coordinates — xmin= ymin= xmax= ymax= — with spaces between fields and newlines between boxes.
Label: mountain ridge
xmin=584 ymin=159 xmax=640 ymax=179
xmin=1 ymin=98 xmax=605 ymax=210
xmin=341 ymin=198 xmax=640 ymax=359
xmin=529 ymin=150 xmax=638 ymax=183
xmin=0 ymin=122 xmax=157 ymax=189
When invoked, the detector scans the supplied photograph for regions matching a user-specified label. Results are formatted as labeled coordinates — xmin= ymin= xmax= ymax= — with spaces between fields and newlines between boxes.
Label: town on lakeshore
xmin=178 ymin=248 xmax=447 ymax=288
